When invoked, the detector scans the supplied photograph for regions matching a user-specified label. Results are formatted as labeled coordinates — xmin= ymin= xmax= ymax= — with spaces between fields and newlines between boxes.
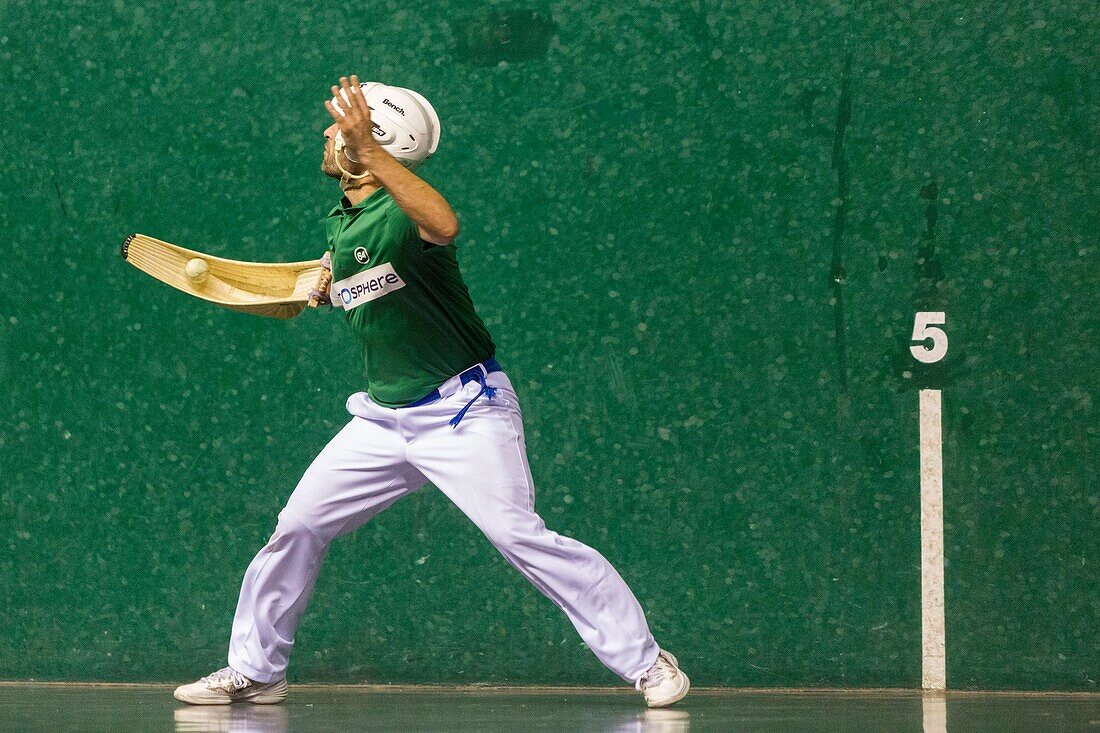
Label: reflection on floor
xmin=0 ymin=685 xmax=1096 ymax=732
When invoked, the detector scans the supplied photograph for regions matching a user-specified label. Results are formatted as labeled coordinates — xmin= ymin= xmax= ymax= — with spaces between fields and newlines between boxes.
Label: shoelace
xmin=201 ymin=667 xmax=250 ymax=691
xmin=637 ymin=656 xmax=673 ymax=691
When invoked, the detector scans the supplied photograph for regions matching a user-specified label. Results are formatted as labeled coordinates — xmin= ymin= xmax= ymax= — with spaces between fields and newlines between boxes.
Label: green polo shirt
xmin=326 ymin=188 xmax=496 ymax=407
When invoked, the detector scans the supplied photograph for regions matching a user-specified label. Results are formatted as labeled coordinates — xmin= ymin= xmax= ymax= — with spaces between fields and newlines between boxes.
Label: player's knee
xmin=481 ymin=511 xmax=549 ymax=553
xmin=269 ymin=509 xmax=332 ymax=549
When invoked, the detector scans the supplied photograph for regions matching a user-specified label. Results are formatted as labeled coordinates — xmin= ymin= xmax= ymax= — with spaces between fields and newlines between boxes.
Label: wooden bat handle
xmin=307 ymin=252 xmax=333 ymax=308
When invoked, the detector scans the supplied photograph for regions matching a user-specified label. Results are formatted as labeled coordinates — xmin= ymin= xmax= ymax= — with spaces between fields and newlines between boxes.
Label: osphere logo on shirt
xmin=354 ymin=247 xmax=370 ymax=264
xmin=331 ymin=263 xmax=406 ymax=311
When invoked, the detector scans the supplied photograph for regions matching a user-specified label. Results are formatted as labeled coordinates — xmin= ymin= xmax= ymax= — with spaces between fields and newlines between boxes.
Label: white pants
xmin=227 ymin=369 xmax=660 ymax=684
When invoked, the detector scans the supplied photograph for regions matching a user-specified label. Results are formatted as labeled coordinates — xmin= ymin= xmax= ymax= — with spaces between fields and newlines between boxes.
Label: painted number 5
xmin=910 ymin=312 xmax=948 ymax=364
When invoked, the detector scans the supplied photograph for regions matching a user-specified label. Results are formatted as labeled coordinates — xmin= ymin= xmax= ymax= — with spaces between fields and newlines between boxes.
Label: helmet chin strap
xmin=334 ymin=135 xmax=372 ymax=187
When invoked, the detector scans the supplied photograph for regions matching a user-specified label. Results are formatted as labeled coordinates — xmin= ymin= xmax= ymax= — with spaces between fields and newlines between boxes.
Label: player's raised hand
xmin=324 ymin=75 xmax=379 ymax=164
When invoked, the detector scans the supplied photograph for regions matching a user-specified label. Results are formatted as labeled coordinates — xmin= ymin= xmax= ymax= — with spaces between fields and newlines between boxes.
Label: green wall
xmin=1 ymin=0 xmax=1095 ymax=689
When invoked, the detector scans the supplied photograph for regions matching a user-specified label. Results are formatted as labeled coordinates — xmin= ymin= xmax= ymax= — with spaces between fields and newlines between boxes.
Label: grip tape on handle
xmin=307 ymin=251 xmax=334 ymax=308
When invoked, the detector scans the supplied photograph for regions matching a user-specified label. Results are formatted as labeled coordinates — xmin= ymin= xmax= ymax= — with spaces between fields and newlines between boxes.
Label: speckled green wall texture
xmin=0 ymin=0 xmax=1095 ymax=690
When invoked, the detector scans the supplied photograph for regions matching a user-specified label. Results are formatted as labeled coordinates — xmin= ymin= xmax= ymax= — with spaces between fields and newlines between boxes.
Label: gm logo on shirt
xmin=331 ymin=263 xmax=406 ymax=311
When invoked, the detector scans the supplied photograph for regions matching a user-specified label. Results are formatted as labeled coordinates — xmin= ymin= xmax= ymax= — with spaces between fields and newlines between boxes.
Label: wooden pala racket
xmin=120 ymin=233 xmax=332 ymax=319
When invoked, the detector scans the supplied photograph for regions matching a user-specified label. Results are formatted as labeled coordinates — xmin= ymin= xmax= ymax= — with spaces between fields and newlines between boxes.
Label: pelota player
xmin=174 ymin=76 xmax=689 ymax=708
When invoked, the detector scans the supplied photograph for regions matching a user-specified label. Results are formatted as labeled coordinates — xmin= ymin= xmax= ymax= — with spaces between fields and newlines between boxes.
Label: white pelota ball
xmin=185 ymin=258 xmax=209 ymax=284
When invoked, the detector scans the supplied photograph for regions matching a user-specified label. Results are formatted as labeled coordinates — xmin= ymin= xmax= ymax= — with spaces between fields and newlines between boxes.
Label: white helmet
xmin=331 ymin=81 xmax=440 ymax=171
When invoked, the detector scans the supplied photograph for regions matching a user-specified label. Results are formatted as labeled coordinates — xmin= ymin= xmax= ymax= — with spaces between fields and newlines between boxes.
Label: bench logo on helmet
xmin=382 ymin=98 xmax=406 ymax=116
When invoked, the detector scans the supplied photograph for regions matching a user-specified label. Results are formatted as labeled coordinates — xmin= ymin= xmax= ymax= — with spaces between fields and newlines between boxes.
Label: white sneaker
xmin=173 ymin=666 xmax=288 ymax=705
xmin=635 ymin=650 xmax=690 ymax=708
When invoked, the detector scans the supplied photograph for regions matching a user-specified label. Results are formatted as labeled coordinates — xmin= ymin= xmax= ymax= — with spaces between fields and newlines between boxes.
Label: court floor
xmin=0 ymin=684 xmax=1096 ymax=732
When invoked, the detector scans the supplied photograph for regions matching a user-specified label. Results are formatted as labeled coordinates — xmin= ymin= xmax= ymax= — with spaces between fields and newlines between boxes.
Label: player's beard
xmin=321 ymin=139 xmax=342 ymax=179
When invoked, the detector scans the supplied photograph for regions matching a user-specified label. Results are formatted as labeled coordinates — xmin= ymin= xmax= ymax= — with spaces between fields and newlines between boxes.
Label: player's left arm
xmin=325 ymin=75 xmax=460 ymax=246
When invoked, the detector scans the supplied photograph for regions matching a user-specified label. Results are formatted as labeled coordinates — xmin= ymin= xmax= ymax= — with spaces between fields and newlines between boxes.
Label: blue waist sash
xmin=402 ymin=358 xmax=503 ymax=428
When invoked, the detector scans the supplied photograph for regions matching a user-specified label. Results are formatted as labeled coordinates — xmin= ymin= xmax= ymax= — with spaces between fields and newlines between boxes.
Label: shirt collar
xmin=327 ymin=188 xmax=390 ymax=217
